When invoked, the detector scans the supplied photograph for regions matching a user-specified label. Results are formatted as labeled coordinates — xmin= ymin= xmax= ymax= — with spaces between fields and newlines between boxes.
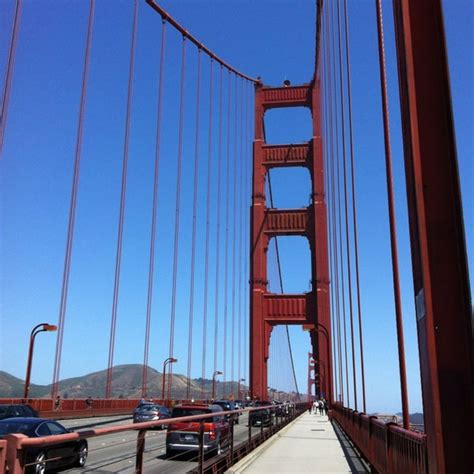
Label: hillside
xmin=0 ymin=365 xmax=247 ymax=400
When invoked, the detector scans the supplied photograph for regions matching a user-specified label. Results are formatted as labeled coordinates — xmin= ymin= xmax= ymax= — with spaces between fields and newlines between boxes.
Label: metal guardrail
xmin=331 ymin=404 xmax=428 ymax=473
xmin=0 ymin=398 xmax=210 ymax=419
xmin=1 ymin=402 xmax=307 ymax=474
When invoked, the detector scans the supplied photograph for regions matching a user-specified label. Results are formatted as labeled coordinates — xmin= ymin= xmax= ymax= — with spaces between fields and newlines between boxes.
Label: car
xmin=133 ymin=403 xmax=171 ymax=428
xmin=166 ymin=404 xmax=230 ymax=458
xmin=212 ymin=400 xmax=240 ymax=424
xmin=0 ymin=404 xmax=38 ymax=420
xmin=0 ymin=417 xmax=88 ymax=473
xmin=249 ymin=401 xmax=275 ymax=427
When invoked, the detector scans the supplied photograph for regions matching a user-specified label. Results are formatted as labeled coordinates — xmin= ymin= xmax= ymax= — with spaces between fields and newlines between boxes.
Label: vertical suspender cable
xmin=201 ymin=59 xmax=214 ymax=398
xmin=322 ymin=7 xmax=339 ymax=403
xmin=0 ymin=0 xmax=23 ymax=156
xmin=374 ymin=0 xmax=410 ymax=428
xmin=142 ymin=19 xmax=167 ymax=398
xmin=106 ymin=0 xmax=139 ymax=399
xmin=167 ymin=36 xmax=187 ymax=401
xmin=331 ymin=0 xmax=350 ymax=407
xmin=222 ymin=70 xmax=231 ymax=397
xmin=186 ymin=49 xmax=202 ymax=399
xmin=343 ymin=0 xmax=367 ymax=413
xmin=326 ymin=3 xmax=344 ymax=405
xmin=52 ymin=0 xmax=95 ymax=399
xmin=231 ymin=75 xmax=239 ymax=390
xmin=238 ymin=78 xmax=244 ymax=394
xmin=336 ymin=0 xmax=357 ymax=411
xmin=244 ymin=83 xmax=251 ymax=388
xmin=267 ymin=174 xmax=301 ymax=399
xmin=212 ymin=66 xmax=224 ymax=383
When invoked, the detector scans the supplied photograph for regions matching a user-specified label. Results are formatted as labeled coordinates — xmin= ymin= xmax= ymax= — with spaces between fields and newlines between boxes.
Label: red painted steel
xmin=307 ymin=353 xmax=316 ymax=403
xmin=374 ymin=0 xmax=410 ymax=429
xmin=331 ymin=404 xmax=428 ymax=473
xmin=0 ymin=440 xmax=6 ymax=474
xmin=250 ymin=82 xmax=331 ymax=402
xmin=392 ymin=0 xmax=474 ymax=471
xmin=263 ymin=143 xmax=310 ymax=168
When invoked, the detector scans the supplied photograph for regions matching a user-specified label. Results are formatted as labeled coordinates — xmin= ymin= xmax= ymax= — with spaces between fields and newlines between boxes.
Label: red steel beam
xmin=392 ymin=1 xmax=473 ymax=472
xmin=250 ymin=81 xmax=331 ymax=403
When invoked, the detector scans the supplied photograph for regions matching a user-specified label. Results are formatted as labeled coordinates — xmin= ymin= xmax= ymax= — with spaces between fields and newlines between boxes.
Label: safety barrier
xmin=1 ymin=402 xmax=306 ymax=473
xmin=331 ymin=404 xmax=427 ymax=473
xmin=0 ymin=398 xmax=209 ymax=419
xmin=0 ymin=441 xmax=6 ymax=474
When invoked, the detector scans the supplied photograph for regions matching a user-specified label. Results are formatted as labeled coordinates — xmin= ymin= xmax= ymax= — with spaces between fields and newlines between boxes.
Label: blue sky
xmin=0 ymin=0 xmax=472 ymax=414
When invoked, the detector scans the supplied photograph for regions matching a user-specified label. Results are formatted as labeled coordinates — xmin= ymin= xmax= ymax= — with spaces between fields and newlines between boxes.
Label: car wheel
xmin=34 ymin=452 xmax=46 ymax=474
xmin=160 ymin=423 xmax=166 ymax=430
xmin=74 ymin=444 xmax=88 ymax=467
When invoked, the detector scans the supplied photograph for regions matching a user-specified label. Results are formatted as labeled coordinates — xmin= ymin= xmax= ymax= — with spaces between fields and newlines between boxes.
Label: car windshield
xmin=215 ymin=402 xmax=230 ymax=409
xmin=139 ymin=405 xmax=161 ymax=412
xmin=0 ymin=421 xmax=36 ymax=436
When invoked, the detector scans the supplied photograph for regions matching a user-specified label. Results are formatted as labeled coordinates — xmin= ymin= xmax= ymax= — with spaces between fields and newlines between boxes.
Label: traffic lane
xmin=60 ymin=414 xmax=133 ymax=431
xmin=64 ymin=413 xmax=267 ymax=473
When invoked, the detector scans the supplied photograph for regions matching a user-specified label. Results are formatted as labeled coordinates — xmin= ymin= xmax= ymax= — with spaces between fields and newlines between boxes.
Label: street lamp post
xmin=237 ymin=378 xmax=245 ymax=400
xmin=161 ymin=357 xmax=177 ymax=401
xmin=212 ymin=371 xmax=222 ymax=400
xmin=24 ymin=323 xmax=57 ymax=399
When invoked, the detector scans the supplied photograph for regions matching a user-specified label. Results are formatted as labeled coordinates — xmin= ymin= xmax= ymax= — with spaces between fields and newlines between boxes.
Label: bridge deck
xmin=229 ymin=411 xmax=369 ymax=473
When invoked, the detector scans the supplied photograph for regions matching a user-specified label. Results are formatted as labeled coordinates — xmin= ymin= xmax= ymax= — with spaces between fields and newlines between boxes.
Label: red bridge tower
xmin=250 ymin=80 xmax=332 ymax=402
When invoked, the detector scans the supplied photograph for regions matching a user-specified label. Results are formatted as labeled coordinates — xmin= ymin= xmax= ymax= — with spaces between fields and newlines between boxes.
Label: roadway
xmin=60 ymin=413 xmax=264 ymax=473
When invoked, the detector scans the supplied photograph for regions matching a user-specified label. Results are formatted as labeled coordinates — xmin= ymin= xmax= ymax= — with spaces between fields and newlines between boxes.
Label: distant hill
xmin=0 ymin=365 xmax=248 ymax=400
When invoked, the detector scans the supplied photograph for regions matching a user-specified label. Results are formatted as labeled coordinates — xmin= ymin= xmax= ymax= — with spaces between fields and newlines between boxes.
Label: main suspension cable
xmin=0 ymin=0 xmax=23 ymax=156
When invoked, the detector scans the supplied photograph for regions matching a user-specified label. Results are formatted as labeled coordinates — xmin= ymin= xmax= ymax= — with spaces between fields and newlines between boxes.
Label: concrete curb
xmin=226 ymin=413 xmax=305 ymax=473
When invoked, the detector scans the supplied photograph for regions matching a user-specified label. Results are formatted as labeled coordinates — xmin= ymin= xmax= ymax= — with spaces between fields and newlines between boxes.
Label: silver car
xmin=133 ymin=404 xmax=171 ymax=429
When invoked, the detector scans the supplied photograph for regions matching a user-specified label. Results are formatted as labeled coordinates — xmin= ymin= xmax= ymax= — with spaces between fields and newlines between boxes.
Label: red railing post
xmin=135 ymin=429 xmax=146 ymax=474
xmin=4 ymin=434 xmax=26 ymax=474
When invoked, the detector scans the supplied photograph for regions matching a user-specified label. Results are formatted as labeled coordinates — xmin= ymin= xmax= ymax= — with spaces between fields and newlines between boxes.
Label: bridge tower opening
xmin=250 ymin=81 xmax=332 ymax=403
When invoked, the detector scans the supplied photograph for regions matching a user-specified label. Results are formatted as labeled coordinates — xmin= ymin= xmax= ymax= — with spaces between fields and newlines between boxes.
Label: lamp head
xmin=43 ymin=324 xmax=58 ymax=332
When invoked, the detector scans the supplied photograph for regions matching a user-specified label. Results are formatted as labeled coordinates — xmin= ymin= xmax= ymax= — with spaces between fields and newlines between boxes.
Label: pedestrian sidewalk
xmin=227 ymin=411 xmax=369 ymax=473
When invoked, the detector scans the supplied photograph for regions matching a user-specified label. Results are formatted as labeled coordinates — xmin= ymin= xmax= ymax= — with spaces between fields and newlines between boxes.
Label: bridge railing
xmin=0 ymin=398 xmax=209 ymax=419
xmin=1 ymin=403 xmax=307 ymax=474
xmin=331 ymin=404 xmax=427 ymax=473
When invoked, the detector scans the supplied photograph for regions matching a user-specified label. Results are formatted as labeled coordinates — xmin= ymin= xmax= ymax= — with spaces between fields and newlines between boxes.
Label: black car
xmin=0 ymin=404 xmax=38 ymax=420
xmin=213 ymin=400 xmax=239 ymax=424
xmin=0 ymin=417 xmax=88 ymax=473
xmin=249 ymin=401 xmax=275 ymax=427
xmin=133 ymin=403 xmax=171 ymax=428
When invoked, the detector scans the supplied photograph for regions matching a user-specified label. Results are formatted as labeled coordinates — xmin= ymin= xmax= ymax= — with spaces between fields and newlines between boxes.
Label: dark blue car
xmin=0 ymin=417 xmax=88 ymax=473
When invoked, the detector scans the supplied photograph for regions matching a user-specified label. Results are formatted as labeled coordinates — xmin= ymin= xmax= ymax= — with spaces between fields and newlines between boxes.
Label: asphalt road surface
xmin=58 ymin=413 xmax=266 ymax=473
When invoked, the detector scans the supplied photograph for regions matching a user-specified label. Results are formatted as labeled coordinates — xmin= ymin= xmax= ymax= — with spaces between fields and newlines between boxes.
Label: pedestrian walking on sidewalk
xmin=318 ymin=399 xmax=324 ymax=415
